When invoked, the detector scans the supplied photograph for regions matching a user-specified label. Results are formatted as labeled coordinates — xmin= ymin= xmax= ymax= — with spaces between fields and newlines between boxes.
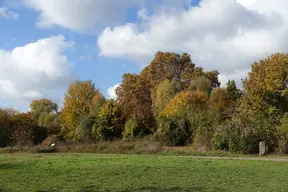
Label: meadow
xmin=1 ymin=153 xmax=288 ymax=192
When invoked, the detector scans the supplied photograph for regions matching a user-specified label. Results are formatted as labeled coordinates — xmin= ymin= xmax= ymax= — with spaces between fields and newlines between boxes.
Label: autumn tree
xmin=205 ymin=70 xmax=221 ymax=89
xmin=160 ymin=91 xmax=209 ymax=119
xmin=117 ymin=52 xmax=220 ymax=138
xmin=213 ymin=53 xmax=288 ymax=153
xmin=241 ymin=53 xmax=288 ymax=114
xmin=152 ymin=79 xmax=180 ymax=116
xmin=208 ymin=87 xmax=236 ymax=121
xmin=89 ymin=93 xmax=106 ymax=117
xmin=156 ymin=91 xmax=209 ymax=145
xmin=9 ymin=113 xmax=38 ymax=147
xmin=116 ymin=74 xmax=154 ymax=134
xmin=141 ymin=52 xmax=195 ymax=87
xmin=61 ymin=80 xmax=99 ymax=140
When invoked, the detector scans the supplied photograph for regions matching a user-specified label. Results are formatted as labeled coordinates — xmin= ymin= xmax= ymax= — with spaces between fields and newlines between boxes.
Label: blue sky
xmin=0 ymin=2 xmax=141 ymax=96
xmin=0 ymin=0 xmax=287 ymax=110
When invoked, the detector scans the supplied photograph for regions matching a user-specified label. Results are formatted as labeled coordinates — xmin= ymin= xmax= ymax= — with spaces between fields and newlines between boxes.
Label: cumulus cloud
xmin=22 ymin=0 xmax=197 ymax=33
xmin=98 ymin=0 xmax=288 ymax=86
xmin=0 ymin=35 xmax=75 ymax=109
xmin=107 ymin=83 xmax=120 ymax=99
xmin=22 ymin=0 xmax=147 ymax=33
xmin=0 ymin=6 xmax=19 ymax=20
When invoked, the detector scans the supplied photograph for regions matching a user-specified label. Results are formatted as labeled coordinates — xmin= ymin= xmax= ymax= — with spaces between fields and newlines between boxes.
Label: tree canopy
xmin=3 ymin=51 xmax=288 ymax=154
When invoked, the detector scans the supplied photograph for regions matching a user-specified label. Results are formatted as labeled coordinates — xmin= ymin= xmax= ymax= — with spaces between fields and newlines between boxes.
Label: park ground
xmin=1 ymin=153 xmax=288 ymax=192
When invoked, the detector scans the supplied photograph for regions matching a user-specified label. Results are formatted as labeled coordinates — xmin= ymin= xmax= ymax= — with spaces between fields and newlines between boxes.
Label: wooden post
xmin=259 ymin=141 xmax=266 ymax=156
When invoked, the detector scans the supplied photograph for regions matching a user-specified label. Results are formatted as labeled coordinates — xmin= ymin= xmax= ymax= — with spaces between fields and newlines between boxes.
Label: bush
xmin=123 ymin=119 xmax=150 ymax=139
xmin=276 ymin=114 xmax=288 ymax=154
xmin=213 ymin=112 xmax=279 ymax=153
xmin=9 ymin=113 xmax=37 ymax=147
xmin=213 ymin=121 xmax=243 ymax=152
xmin=187 ymin=109 xmax=220 ymax=150
xmin=192 ymin=131 xmax=214 ymax=152
xmin=0 ymin=109 xmax=12 ymax=147
xmin=154 ymin=118 xmax=191 ymax=146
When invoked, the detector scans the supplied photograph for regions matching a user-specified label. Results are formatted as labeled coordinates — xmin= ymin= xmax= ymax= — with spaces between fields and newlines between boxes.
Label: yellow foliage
xmin=209 ymin=88 xmax=231 ymax=110
xmin=61 ymin=80 xmax=98 ymax=139
xmin=160 ymin=91 xmax=208 ymax=118
xmin=241 ymin=53 xmax=288 ymax=114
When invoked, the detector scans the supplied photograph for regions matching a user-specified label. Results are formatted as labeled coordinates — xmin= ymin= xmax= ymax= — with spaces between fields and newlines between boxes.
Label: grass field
xmin=1 ymin=153 xmax=288 ymax=192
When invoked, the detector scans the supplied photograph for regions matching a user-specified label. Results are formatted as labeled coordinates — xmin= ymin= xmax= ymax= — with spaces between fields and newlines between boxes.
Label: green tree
xmin=92 ymin=100 xmax=125 ymax=140
xmin=226 ymin=80 xmax=241 ymax=101
xmin=189 ymin=76 xmax=212 ymax=94
xmin=38 ymin=112 xmax=60 ymax=135
xmin=30 ymin=99 xmax=58 ymax=120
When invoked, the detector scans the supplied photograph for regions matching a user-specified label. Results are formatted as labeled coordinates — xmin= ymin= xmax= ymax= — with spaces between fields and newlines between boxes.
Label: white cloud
xmin=22 ymin=90 xmax=43 ymax=99
xmin=22 ymin=0 xmax=147 ymax=33
xmin=98 ymin=0 xmax=288 ymax=87
xmin=22 ymin=0 xmax=196 ymax=33
xmin=0 ymin=6 xmax=19 ymax=20
xmin=0 ymin=35 xmax=75 ymax=109
xmin=107 ymin=83 xmax=120 ymax=99
xmin=137 ymin=8 xmax=151 ymax=21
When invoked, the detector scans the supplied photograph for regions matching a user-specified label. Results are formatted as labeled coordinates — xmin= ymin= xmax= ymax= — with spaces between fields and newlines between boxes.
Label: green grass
xmin=1 ymin=153 xmax=288 ymax=192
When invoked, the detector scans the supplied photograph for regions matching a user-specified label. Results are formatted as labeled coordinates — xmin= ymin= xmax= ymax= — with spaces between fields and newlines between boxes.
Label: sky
xmin=0 ymin=0 xmax=288 ymax=111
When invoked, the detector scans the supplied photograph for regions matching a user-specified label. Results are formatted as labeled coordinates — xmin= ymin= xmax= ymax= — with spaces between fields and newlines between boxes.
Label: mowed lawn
xmin=1 ymin=153 xmax=288 ymax=192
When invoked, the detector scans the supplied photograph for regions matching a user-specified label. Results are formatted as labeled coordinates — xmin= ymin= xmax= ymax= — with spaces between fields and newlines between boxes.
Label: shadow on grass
xmin=119 ymin=186 xmax=204 ymax=192
xmin=0 ymin=163 xmax=22 ymax=170
xmin=0 ymin=187 xmax=13 ymax=192
xmin=77 ymin=186 xmax=204 ymax=192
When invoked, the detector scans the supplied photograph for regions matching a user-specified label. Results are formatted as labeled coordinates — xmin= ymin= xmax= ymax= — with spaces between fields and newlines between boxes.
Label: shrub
xmin=213 ymin=121 xmax=243 ymax=152
xmin=276 ymin=114 xmax=288 ymax=153
xmin=123 ymin=119 xmax=149 ymax=139
xmin=154 ymin=118 xmax=190 ymax=146
xmin=189 ymin=110 xmax=220 ymax=151
xmin=0 ymin=109 xmax=12 ymax=147
xmin=9 ymin=113 xmax=37 ymax=147
xmin=213 ymin=112 xmax=279 ymax=153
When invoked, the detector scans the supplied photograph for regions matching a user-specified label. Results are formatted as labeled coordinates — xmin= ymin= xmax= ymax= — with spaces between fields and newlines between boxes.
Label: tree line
xmin=1 ymin=52 xmax=288 ymax=154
